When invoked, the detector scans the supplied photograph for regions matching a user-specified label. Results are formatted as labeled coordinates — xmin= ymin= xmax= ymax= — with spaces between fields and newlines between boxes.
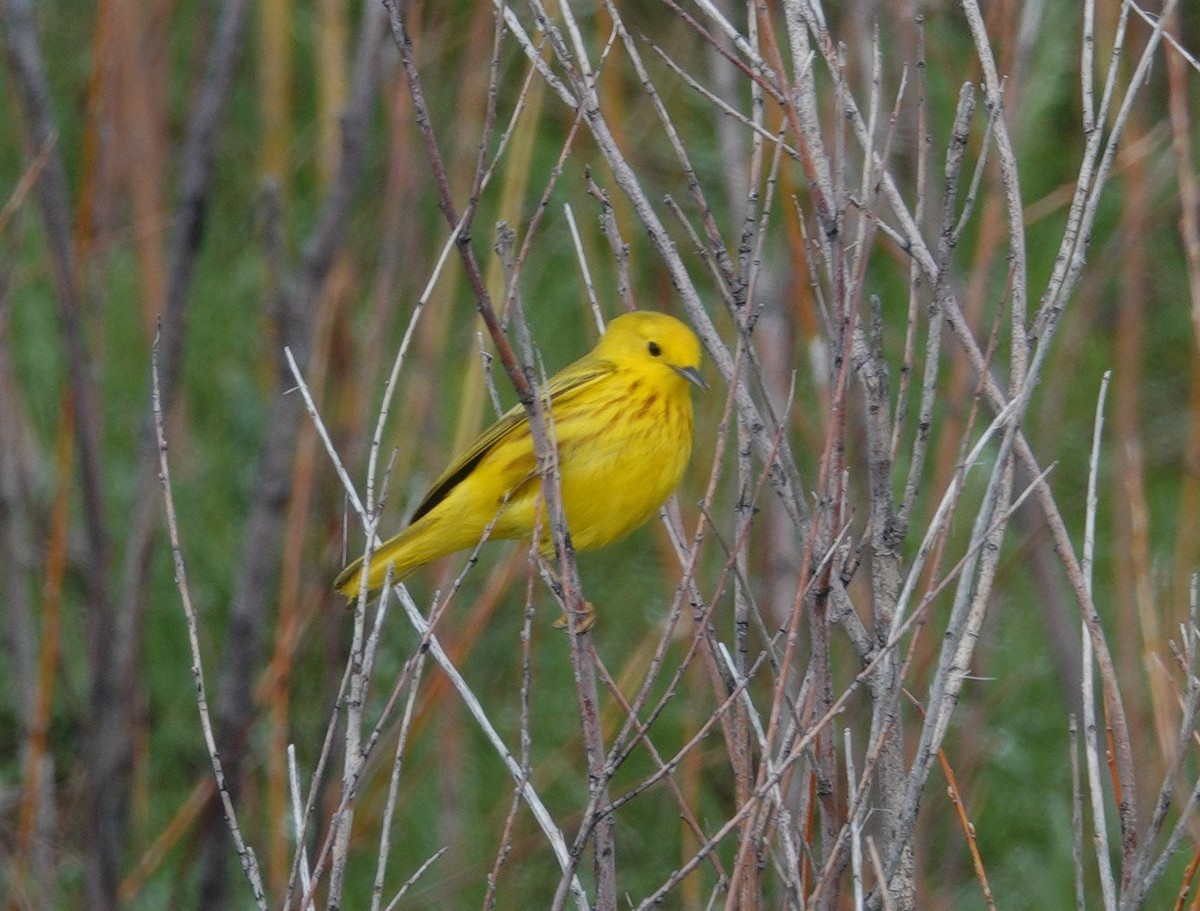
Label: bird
xmin=334 ymin=310 xmax=705 ymax=619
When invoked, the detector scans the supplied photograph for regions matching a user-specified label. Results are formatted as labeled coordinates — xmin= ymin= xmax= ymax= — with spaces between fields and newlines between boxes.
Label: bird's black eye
xmin=647 ymin=341 xmax=662 ymax=357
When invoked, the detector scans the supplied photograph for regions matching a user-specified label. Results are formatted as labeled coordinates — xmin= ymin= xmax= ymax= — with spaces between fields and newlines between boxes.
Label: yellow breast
xmin=551 ymin=366 xmax=695 ymax=551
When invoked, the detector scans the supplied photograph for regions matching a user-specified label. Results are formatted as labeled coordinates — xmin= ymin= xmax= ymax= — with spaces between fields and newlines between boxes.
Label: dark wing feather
xmin=407 ymin=359 xmax=614 ymax=525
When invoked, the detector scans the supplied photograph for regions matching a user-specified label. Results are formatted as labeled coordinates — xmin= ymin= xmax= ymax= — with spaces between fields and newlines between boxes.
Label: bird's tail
xmin=333 ymin=530 xmax=420 ymax=599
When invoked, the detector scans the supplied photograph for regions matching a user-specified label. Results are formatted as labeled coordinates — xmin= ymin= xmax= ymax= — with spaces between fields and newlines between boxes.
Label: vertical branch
xmin=957 ymin=0 xmax=1028 ymax=390
xmin=1166 ymin=1 xmax=1200 ymax=612
xmin=1082 ymin=372 xmax=1118 ymax=911
xmin=1071 ymin=714 xmax=1086 ymax=911
xmin=384 ymin=2 xmax=616 ymax=906
xmin=6 ymin=398 xmax=71 ymax=908
xmin=0 ymin=1 xmax=117 ymax=905
xmin=731 ymin=422 xmax=757 ymax=911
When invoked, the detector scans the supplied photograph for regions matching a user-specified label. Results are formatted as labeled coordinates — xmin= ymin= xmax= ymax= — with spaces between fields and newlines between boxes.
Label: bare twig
xmin=1082 ymin=371 xmax=1118 ymax=911
xmin=151 ymin=331 xmax=267 ymax=908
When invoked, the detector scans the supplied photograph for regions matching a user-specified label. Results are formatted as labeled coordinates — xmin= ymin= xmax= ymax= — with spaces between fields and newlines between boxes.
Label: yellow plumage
xmin=334 ymin=311 xmax=705 ymax=598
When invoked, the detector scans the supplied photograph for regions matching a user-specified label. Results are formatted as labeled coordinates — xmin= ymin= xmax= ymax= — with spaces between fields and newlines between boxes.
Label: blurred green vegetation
xmin=3 ymin=0 xmax=1200 ymax=909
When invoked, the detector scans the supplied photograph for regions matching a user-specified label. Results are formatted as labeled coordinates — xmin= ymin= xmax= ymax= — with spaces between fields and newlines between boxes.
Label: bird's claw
xmin=553 ymin=600 xmax=596 ymax=633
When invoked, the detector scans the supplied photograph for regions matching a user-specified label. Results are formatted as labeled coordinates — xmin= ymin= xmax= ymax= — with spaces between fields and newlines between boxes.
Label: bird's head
xmin=598 ymin=311 xmax=706 ymax=389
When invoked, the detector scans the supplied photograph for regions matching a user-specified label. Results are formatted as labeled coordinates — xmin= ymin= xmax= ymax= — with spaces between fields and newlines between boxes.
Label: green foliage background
xmin=2 ymin=1 xmax=1200 ymax=909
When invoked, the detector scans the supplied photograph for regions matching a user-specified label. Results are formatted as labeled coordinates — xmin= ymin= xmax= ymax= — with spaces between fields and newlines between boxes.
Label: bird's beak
xmin=672 ymin=364 xmax=708 ymax=390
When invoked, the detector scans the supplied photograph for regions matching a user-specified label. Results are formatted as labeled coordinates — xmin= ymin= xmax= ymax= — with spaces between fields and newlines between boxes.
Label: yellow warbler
xmin=335 ymin=311 xmax=705 ymax=599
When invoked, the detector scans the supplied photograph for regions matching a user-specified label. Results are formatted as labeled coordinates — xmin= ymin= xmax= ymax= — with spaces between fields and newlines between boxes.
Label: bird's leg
xmin=538 ymin=556 xmax=597 ymax=632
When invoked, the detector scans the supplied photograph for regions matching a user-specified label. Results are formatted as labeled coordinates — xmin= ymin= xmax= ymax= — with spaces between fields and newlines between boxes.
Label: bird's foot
xmin=553 ymin=600 xmax=596 ymax=633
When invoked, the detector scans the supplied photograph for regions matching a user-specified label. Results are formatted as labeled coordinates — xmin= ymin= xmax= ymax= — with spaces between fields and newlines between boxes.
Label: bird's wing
xmin=407 ymin=358 xmax=614 ymax=525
